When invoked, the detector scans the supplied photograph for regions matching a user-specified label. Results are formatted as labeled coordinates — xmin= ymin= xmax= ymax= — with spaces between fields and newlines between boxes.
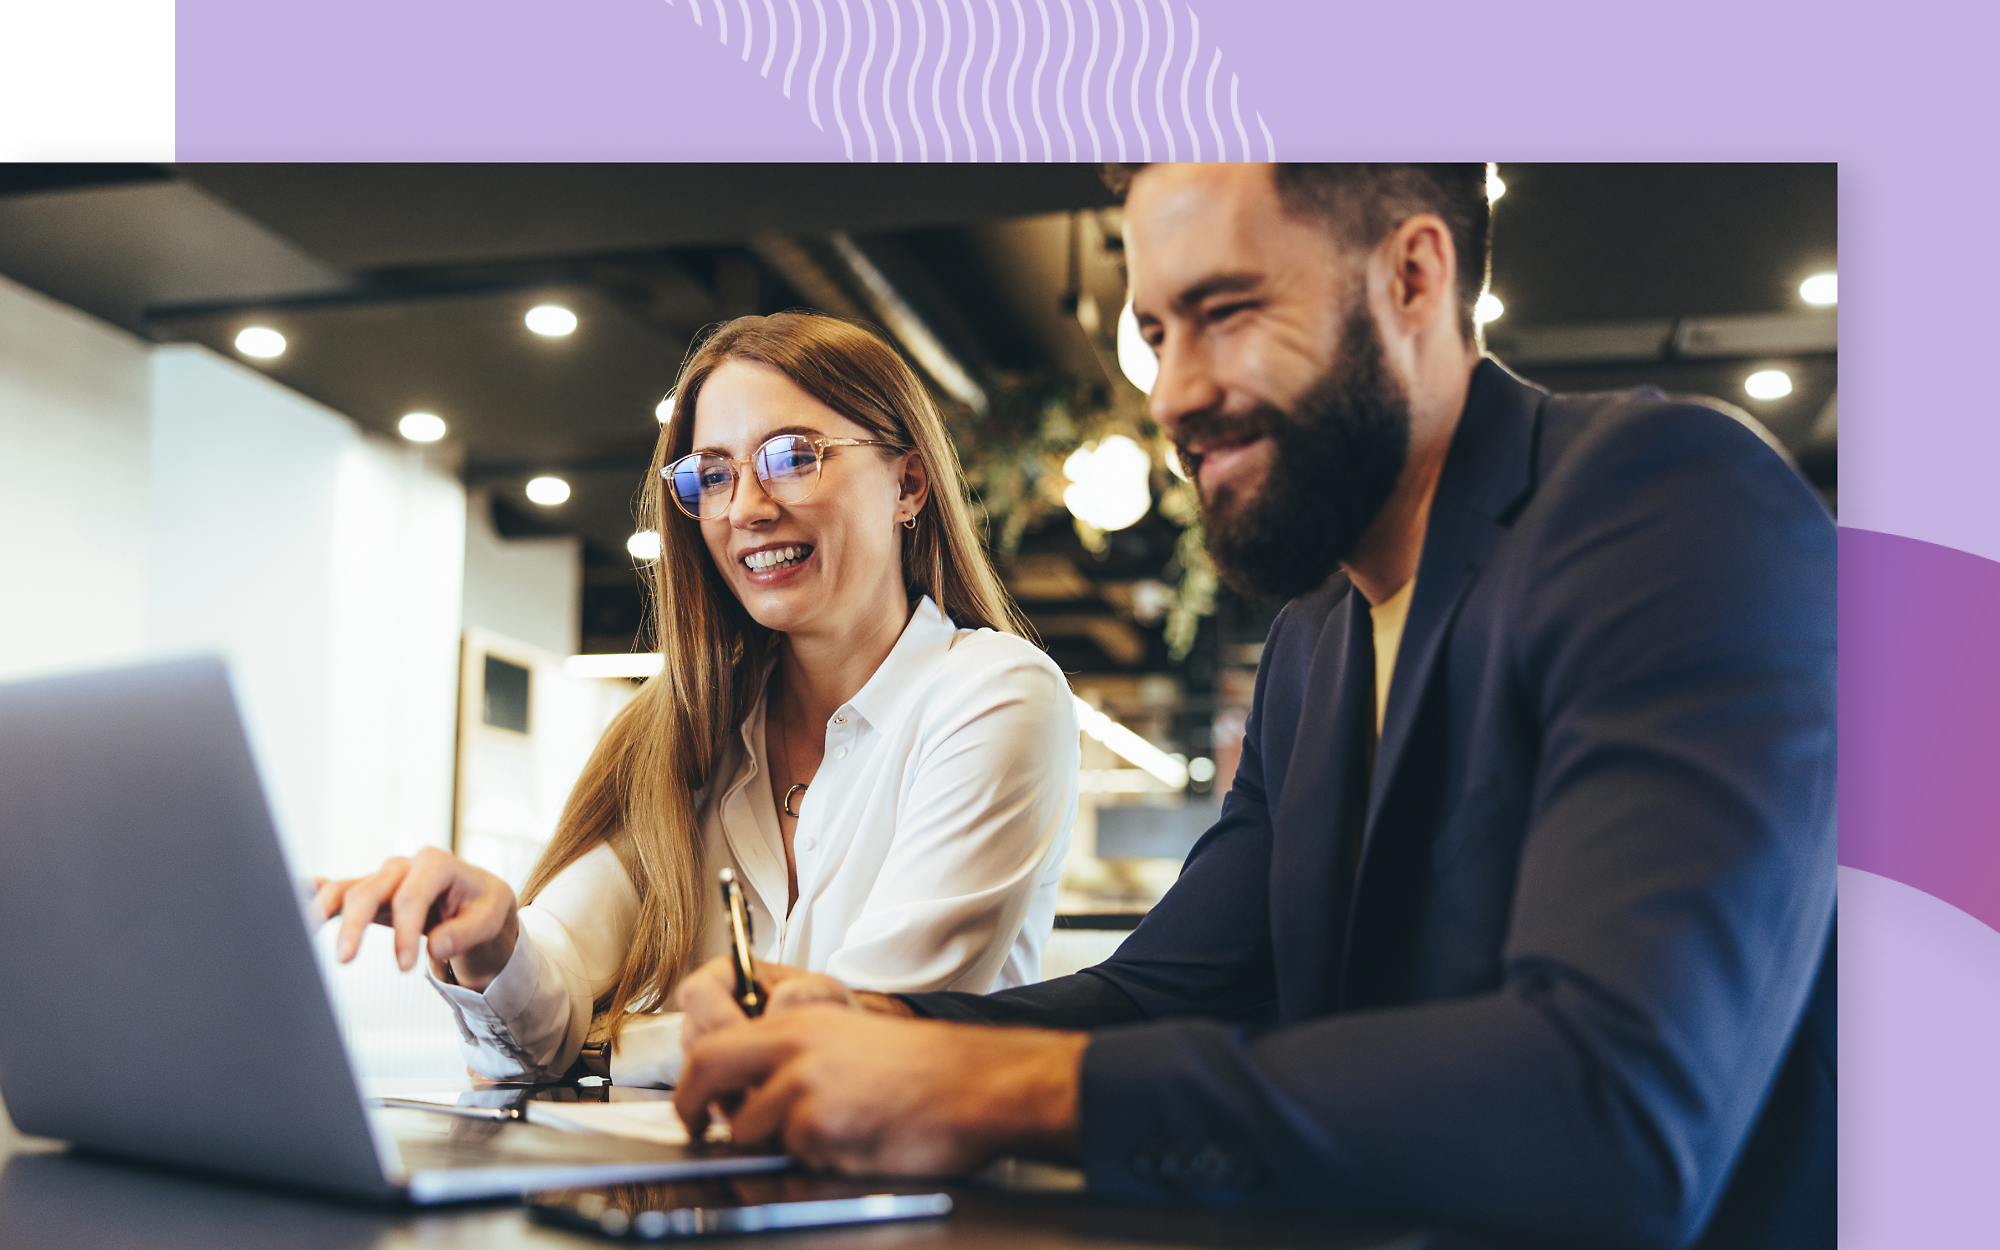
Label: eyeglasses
xmin=661 ymin=434 xmax=908 ymax=521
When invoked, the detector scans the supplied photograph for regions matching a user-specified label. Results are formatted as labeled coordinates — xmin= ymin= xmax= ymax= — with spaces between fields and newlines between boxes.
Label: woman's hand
xmin=313 ymin=847 xmax=520 ymax=992
xmin=675 ymin=955 xmax=856 ymax=1045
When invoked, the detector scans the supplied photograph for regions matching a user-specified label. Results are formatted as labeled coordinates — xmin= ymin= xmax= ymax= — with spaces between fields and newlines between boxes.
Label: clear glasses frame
xmin=661 ymin=434 xmax=909 ymax=521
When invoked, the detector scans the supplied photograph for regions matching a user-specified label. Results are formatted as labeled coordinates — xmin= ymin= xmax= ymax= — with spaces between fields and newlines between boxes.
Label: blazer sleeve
xmin=1072 ymin=407 xmax=1838 ymax=1250
xmin=906 ymin=609 xmax=1292 ymax=1027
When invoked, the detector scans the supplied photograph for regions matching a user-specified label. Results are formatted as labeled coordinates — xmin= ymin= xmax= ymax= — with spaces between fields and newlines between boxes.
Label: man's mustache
xmin=1171 ymin=407 xmax=1283 ymax=483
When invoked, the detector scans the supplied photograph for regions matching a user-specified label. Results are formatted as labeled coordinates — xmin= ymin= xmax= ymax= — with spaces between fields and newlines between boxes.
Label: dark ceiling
xmin=0 ymin=162 xmax=1836 ymax=684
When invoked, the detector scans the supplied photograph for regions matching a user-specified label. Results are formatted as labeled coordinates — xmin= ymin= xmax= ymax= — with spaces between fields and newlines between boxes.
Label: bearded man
xmin=671 ymin=164 xmax=1836 ymax=1250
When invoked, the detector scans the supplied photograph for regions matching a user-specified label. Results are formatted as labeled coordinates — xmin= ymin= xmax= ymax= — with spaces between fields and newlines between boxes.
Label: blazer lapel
xmin=1268 ymin=584 xmax=1376 ymax=1024
xmin=1354 ymin=361 xmax=1545 ymax=892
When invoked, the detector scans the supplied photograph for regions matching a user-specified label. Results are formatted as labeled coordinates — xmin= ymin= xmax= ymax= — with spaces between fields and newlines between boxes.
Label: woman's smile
xmin=737 ymin=541 xmax=818 ymax=583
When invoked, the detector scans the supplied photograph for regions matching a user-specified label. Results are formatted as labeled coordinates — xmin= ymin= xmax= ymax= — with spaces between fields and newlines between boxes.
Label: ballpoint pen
xmin=718 ymin=867 xmax=767 ymax=1017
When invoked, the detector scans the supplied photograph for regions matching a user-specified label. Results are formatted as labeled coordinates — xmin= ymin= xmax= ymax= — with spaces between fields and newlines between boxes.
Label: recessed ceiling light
xmin=1475 ymin=292 xmax=1505 ymax=325
xmin=627 ymin=530 xmax=662 ymax=561
xmin=1486 ymin=169 xmax=1506 ymax=203
xmin=399 ymin=412 xmax=447 ymax=442
xmin=656 ymin=394 xmax=676 ymax=423
xmin=1187 ymin=756 xmax=1217 ymax=784
xmin=1116 ymin=300 xmax=1158 ymax=395
xmin=1799 ymin=272 xmax=1837 ymax=307
xmin=526 ymin=305 xmax=578 ymax=337
xmin=1744 ymin=369 xmax=1793 ymax=401
xmin=235 ymin=326 xmax=286 ymax=358
xmin=525 ymin=476 xmax=571 ymax=506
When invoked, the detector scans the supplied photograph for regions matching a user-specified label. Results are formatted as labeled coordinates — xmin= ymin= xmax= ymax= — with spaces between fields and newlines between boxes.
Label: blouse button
xmin=800 ymin=836 xmax=817 ymax=851
xmin=834 ymin=746 xmax=848 ymax=760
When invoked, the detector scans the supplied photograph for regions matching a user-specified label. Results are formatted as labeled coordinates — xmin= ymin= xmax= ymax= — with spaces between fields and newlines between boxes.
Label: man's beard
xmin=1182 ymin=305 xmax=1412 ymax=602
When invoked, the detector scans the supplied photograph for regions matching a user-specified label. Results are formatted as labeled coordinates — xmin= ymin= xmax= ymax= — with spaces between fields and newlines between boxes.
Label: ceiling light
xmin=1076 ymin=293 xmax=1102 ymax=336
xmin=1799 ymin=272 xmax=1837 ymax=307
xmin=526 ymin=305 xmax=578 ymax=337
xmin=1187 ymin=756 xmax=1217 ymax=784
xmin=235 ymin=326 xmax=286 ymax=358
xmin=1063 ymin=435 xmax=1153 ymax=532
xmin=564 ymin=653 xmax=665 ymax=680
xmin=656 ymin=394 xmax=676 ymax=424
xmin=1744 ymin=369 xmax=1793 ymax=401
xmin=1475 ymin=292 xmax=1505 ymax=325
xmin=627 ymin=530 xmax=662 ymax=561
xmin=1117 ymin=300 xmax=1158 ymax=395
xmin=1486 ymin=169 xmax=1506 ymax=203
xmin=1072 ymin=696 xmax=1189 ymax=788
xmin=525 ymin=476 xmax=571 ymax=506
xmin=399 ymin=412 xmax=447 ymax=442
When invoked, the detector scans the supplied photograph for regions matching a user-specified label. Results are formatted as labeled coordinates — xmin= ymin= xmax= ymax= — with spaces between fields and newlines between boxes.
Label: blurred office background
xmin=0 ymin=163 xmax=1834 ymax=1082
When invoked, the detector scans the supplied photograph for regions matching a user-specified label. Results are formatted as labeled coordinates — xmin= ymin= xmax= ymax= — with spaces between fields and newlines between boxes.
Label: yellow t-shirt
xmin=1371 ymin=578 xmax=1416 ymax=738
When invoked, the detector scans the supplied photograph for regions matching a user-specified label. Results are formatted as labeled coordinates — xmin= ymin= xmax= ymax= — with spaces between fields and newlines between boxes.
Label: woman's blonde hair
xmin=519 ymin=312 xmax=1028 ymax=1036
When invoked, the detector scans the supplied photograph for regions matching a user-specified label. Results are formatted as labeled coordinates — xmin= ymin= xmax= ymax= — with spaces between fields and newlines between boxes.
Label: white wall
xmin=146 ymin=346 xmax=467 ymax=876
xmin=461 ymin=488 xmax=581 ymax=657
xmin=0 ymin=273 xmax=151 ymax=681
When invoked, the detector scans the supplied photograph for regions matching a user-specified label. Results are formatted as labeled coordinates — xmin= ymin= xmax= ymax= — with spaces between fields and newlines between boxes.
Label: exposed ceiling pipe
xmin=746 ymin=233 xmax=869 ymax=322
xmin=825 ymin=232 xmax=989 ymax=413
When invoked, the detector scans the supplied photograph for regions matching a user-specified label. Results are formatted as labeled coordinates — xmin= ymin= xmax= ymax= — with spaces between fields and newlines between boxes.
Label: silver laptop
xmin=0 ymin=655 xmax=788 ymax=1203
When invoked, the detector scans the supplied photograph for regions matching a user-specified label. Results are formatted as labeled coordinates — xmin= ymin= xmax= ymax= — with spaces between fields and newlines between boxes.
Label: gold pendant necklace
xmin=773 ymin=682 xmax=807 ymax=819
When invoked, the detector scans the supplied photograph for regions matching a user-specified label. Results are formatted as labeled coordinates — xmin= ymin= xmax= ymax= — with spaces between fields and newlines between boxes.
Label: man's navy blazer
xmin=910 ymin=360 xmax=1837 ymax=1250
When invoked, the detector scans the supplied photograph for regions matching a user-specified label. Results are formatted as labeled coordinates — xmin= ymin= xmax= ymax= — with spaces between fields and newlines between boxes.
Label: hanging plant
xmin=943 ymin=371 xmax=1216 ymax=661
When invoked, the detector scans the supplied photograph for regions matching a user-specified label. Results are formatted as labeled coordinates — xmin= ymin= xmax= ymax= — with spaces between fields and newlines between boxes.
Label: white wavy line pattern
xmin=1177 ymin=2 xmax=1198 ymax=161
xmin=1005 ymin=0 xmax=1026 ymax=162
xmin=784 ymin=0 xmax=804 ymax=95
xmin=1055 ymin=0 xmax=1076 ymax=161
xmin=956 ymin=0 xmax=977 ymax=159
xmin=1078 ymin=0 xmax=1100 ymax=160
xmin=857 ymin=0 xmax=879 ymax=162
xmin=1152 ymin=0 xmax=1173 ymax=162
xmin=980 ymin=0 xmax=1002 ymax=160
xmin=1129 ymin=0 xmax=1148 ymax=158
xmin=662 ymin=0 xmax=1271 ymax=162
xmin=904 ymin=0 xmax=925 ymax=160
xmin=832 ymin=0 xmax=854 ymax=158
xmin=1103 ymin=0 xmax=1125 ymax=159
xmin=1031 ymin=0 xmax=1053 ymax=162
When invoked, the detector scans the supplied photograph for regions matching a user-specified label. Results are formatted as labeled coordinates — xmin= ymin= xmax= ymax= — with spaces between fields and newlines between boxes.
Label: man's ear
xmin=1383 ymin=213 xmax=1458 ymax=336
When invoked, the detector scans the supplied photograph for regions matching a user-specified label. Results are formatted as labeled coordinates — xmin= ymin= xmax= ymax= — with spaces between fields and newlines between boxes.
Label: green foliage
xmin=946 ymin=371 xmax=1216 ymax=661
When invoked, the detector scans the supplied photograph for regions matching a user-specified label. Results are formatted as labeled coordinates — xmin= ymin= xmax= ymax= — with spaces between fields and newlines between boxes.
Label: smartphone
xmin=526 ymin=1176 xmax=952 ymax=1240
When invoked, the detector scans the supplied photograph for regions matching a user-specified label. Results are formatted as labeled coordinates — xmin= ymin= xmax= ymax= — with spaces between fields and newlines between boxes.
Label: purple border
xmin=171 ymin=0 xmax=2000 ymax=1244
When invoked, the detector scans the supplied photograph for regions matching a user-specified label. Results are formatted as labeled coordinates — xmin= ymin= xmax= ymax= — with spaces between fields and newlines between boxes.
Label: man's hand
xmin=676 ymin=956 xmax=914 ymax=1048
xmin=313 ymin=847 xmax=519 ymax=990
xmin=673 ymin=1006 xmax=1088 ymax=1175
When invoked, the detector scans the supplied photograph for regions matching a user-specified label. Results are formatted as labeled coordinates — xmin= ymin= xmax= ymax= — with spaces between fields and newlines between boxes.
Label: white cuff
xmin=424 ymin=930 xmax=573 ymax=1080
xmin=609 ymin=1012 xmax=690 ymax=1088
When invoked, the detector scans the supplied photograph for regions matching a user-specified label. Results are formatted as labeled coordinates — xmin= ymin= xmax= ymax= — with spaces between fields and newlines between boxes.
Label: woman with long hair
xmin=319 ymin=312 xmax=1078 ymax=1085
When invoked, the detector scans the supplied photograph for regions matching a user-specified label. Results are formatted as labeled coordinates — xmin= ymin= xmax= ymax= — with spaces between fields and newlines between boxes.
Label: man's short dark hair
xmin=1104 ymin=164 xmax=1493 ymax=342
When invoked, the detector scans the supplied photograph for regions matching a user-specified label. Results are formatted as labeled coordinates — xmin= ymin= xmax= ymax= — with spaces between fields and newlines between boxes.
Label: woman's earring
xmin=902 ymin=514 xmax=919 ymax=530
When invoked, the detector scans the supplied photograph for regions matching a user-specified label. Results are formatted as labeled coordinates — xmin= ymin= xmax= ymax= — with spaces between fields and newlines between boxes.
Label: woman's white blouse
xmin=429 ymin=599 xmax=1078 ymax=1086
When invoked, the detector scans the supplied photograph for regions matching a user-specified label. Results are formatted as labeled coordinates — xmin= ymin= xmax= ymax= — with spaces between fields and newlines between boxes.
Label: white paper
xmin=526 ymin=1100 xmax=729 ymax=1145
